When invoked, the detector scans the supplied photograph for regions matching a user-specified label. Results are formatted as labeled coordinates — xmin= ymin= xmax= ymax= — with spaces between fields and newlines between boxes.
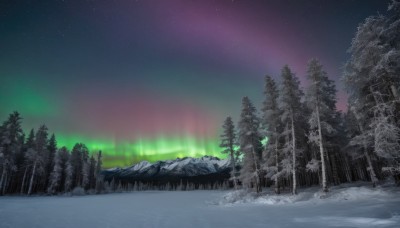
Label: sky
xmin=0 ymin=0 xmax=390 ymax=167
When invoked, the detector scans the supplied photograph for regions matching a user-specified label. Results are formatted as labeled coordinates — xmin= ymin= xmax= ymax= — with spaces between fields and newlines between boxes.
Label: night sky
xmin=0 ymin=0 xmax=390 ymax=167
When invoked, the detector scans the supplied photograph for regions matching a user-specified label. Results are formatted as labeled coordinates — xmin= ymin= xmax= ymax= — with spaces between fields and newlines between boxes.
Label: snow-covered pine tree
xmin=95 ymin=151 xmax=103 ymax=193
xmin=371 ymin=1 xmax=400 ymax=174
xmin=370 ymin=93 xmax=400 ymax=173
xmin=11 ymin=131 xmax=26 ymax=195
xmin=20 ymin=129 xmax=35 ymax=194
xmin=34 ymin=125 xmax=49 ymax=193
xmin=47 ymin=149 xmax=63 ymax=194
xmin=372 ymin=0 xmax=400 ymax=103
xmin=70 ymin=143 xmax=81 ymax=188
xmin=334 ymin=113 xmax=353 ymax=183
xmin=88 ymin=155 xmax=96 ymax=190
xmin=346 ymin=105 xmax=379 ymax=187
xmin=82 ymin=159 xmax=89 ymax=190
xmin=57 ymin=147 xmax=70 ymax=193
xmin=70 ymin=143 xmax=89 ymax=188
xmin=95 ymin=150 xmax=102 ymax=175
xmin=25 ymin=125 xmax=48 ymax=195
xmin=26 ymin=148 xmax=37 ymax=195
xmin=305 ymin=59 xmax=338 ymax=192
xmin=64 ymin=157 xmax=73 ymax=192
xmin=45 ymin=134 xmax=57 ymax=190
xmin=238 ymin=96 xmax=262 ymax=193
xmin=220 ymin=116 xmax=239 ymax=189
xmin=261 ymin=75 xmax=281 ymax=194
xmin=0 ymin=112 xmax=23 ymax=195
xmin=278 ymin=65 xmax=304 ymax=195
xmin=344 ymin=2 xmax=400 ymax=182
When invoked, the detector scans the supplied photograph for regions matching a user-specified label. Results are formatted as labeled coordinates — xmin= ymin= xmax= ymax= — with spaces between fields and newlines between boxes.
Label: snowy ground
xmin=0 ymin=182 xmax=399 ymax=228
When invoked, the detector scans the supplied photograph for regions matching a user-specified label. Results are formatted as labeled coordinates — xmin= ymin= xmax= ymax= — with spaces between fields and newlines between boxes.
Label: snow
xmin=215 ymin=157 xmax=231 ymax=168
xmin=1 ymin=182 xmax=399 ymax=228
xmin=217 ymin=182 xmax=399 ymax=206
xmin=104 ymin=156 xmax=230 ymax=178
xmin=159 ymin=157 xmax=219 ymax=175
xmin=130 ymin=160 xmax=151 ymax=171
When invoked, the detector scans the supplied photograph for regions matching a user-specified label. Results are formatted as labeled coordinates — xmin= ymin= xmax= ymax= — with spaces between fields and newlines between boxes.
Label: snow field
xmin=0 ymin=183 xmax=399 ymax=228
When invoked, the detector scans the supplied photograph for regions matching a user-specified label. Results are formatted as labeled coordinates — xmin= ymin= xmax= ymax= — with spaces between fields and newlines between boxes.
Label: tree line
xmin=100 ymin=179 xmax=231 ymax=193
xmin=220 ymin=2 xmax=400 ymax=194
xmin=0 ymin=112 xmax=104 ymax=195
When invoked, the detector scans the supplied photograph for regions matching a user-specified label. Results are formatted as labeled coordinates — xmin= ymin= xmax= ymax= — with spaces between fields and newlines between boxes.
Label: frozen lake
xmin=1 ymin=184 xmax=399 ymax=228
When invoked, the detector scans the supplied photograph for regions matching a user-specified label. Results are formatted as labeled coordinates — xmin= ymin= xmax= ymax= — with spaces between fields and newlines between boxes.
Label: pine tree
xmin=57 ymin=147 xmax=70 ymax=193
xmin=64 ymin=157 xmax=73 ymax=192
xmin=0 ymin=112 xmax=23 ymax=195
xmin=370 ymin=2 xmax=400 ymax=174
xmin=11 ymin=132 xmax=26 ymax=194
xmin=278 ymin=65 xmax=304 ymax=195
xmin=34 ymin=125 xmax=49 ymax=193
xmin=46 ymin=134 xmax=57 ymax=190
xmin=20 ymin=129 xmax=35 ymax=194
xmin=95 ymin=151 xmax=102 ymax=175
xmin=25 ymin=125 xmax=48 ymax=195
xmin=220 ymin=116 xmax=239 ymax=189
xmin=82 ymin=159 xmax=89 ymax=190
xmin=26 ymin=148 xmax=42 ymax=195
xmin=347 ymin=106 xmax=379 ymax=187
xmin=47 ymin=149 xmax=62 ymax=194
xmin=89 ymin=155 xmax=96 ymax=190
xmin=238 ymin=96 xmax=262 ymax=193
xmin=370 ymin=96 xmax=400 ymax=173
xmin=343 ymin=2 xmax=400 ymax=182
xmin=70 ymin=143 xmax=89 ymax=188
xmin=262 ymin=75 xmax=281 ymax=194
xmin=95 ymin=151 xmax=103 ymax=193
xmin=24 ymin=129 xmax=36 ymax=150
xmin=305 ymin=59 xmax=337 ymax=192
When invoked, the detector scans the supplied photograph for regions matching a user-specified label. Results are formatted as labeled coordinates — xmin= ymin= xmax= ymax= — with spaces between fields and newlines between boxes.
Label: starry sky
xmin=0 ymin=0 xmax=390 ymax=167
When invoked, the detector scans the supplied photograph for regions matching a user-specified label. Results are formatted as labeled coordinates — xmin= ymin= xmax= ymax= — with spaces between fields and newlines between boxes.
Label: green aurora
xmin=0 ymin=80 xmax=226 ymax=168
xmin=56 ymin=134 xmax=225 ymax=168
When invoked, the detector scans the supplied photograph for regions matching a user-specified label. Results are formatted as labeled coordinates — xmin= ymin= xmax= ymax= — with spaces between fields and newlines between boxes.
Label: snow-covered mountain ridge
xmin=102 ymin=156 xmax=232 ymax=182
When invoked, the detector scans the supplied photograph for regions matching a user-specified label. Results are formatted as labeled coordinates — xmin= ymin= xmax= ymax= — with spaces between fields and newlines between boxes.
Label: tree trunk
xmin=28 ymin=161 xmax=37 ymax=195
xmin=0 ymin=163 xmax=6 ymax=195
xmin=330 ymin=153 xmax=340 ymax=185
xmin=20 ymin=167 xmax=28 ymax=194
xmin=353 ymin=110 xmax=378 ymax=187
xmin=342 ymin=154 xmax=353 ymax=182
xmin=365 ymin=150 xmax=378 ymax=187
xmin=316 ymin=105 xmax=328 ymax=192
xmin=362 ymin=137 xmax=377 ymax=186
xmin=390 ymin=85 xmax=399 ymax=101
xmin=230 ymin=150 xmax=238 ymax=189
xmin=274 ymin=134 xmax=280 ymax=194
xmin=2 ymin=171 xmax=8 ymax=195
xmin=291 ymin=112 xmax=297 ymax=195
xmin=251 ymin=146 xmax=261 ymax=193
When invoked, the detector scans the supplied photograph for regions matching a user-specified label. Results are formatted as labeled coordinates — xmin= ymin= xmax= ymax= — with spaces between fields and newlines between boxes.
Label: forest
xmin=220 ymin=3 xmax=400 ymax=194
xmin=0 ymin=112 xmax=104 ymax=195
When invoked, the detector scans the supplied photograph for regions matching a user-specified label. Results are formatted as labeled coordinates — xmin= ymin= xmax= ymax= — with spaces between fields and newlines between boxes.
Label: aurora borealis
xmin=0 ymin=0 xmax=389 ymax=168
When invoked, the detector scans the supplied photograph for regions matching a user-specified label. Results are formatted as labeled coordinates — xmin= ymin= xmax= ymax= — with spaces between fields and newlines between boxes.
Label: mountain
xmin=101 ymin=156 xmax=232 ymax=184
